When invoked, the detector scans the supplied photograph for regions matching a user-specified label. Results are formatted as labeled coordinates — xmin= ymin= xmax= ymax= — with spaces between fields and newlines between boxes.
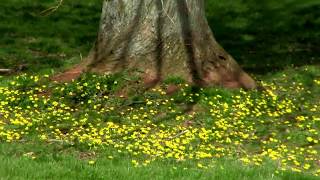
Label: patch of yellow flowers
xmin=0 ymin=74 xmax=320 ymax=176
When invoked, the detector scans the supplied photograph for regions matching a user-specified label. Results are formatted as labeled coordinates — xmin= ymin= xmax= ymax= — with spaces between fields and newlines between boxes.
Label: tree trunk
xmin=55 ymin=0 xmax=256 ymax=89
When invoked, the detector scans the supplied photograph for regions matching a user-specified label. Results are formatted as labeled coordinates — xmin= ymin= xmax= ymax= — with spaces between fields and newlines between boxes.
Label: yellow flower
xmin=307 ymin=137 xmax=313 ymax=142
xmin=131 ymin=160 xmax=139 ymax=166
xmin=88 ymin=160 xmax=95 ymax=165
xmin=296 ymin=116 xmax=306 ymax=121
xmin=52 ymin=101 xmax=59 ymax=107
xmin=40 ymin=134 xmax=47 ymax=140
xmin=197 ymin=163 xmax=203 ymax=168
xmin=303 ymin=164 xmax=311 ymax=170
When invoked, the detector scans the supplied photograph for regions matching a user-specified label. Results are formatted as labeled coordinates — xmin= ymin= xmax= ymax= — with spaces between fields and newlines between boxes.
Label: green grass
xmin=206 ymin=0 xmax=320 ymax=73
xmin=1 ymin=143 xmax=318 ymax=180
xmin=0 ymin=0 xmax=101 ymax=74
xmin=1 ymin=0 xmax=320 ymax=179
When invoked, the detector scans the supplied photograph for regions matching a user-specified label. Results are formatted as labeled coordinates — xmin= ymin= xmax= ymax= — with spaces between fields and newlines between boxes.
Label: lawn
xmin=0 ymin=0 xmax=320 ymax=179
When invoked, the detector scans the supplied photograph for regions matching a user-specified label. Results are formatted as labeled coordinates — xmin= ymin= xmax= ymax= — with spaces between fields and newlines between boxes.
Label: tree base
xmin=52 ymin=0 xmax=256 ymax=90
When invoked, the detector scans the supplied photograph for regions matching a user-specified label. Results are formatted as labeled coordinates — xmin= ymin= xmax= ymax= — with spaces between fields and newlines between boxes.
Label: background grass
xmin=0 ymin=0 xmax=319 ymax=74
xmin=206 ymin=0 xmax=320 ymax=73
xmin=0 ymin=0 xmax=320 ymax=179
xmin=0 ymin=0 xmax=101 ymax=73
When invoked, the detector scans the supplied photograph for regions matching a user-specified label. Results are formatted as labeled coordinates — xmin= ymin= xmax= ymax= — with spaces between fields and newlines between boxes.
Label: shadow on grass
xmin=0 ymin=0 xmax=101 ymax=73
xmin=0 ymin=0 xmax=319 ymax=75
xmin=206 ymin=0 xmax=320 ymax=74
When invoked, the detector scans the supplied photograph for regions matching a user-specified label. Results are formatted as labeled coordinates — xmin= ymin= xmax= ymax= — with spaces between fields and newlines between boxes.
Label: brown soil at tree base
xmin=51 ymin=67 xmax=256 ymax=90
xmin=50 ymin=65 xmax=85 ymax=82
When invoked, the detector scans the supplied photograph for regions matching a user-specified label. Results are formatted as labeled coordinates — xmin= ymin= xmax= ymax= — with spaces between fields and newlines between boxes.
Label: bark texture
xmin=56 ymin=0 xmax=256 ymax=89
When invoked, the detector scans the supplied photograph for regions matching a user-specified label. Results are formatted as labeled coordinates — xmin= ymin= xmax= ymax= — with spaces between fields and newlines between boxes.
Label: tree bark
xmin=55 ymin=0 xmax=256 ymax=89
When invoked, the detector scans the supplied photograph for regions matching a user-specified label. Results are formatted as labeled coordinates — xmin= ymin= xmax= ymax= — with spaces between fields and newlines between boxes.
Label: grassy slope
xmin=0 ymin=0 xmax=320 ymax=179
